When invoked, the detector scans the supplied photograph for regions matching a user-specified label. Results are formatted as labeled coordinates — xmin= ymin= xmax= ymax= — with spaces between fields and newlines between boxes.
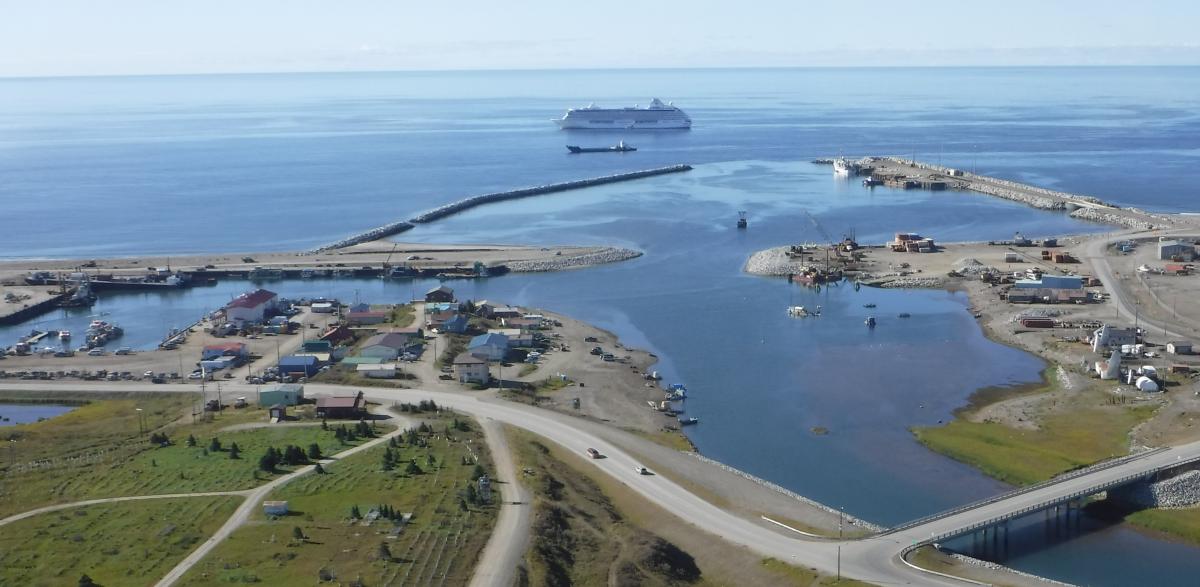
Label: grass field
xmin=177 ymin=414 xmax=496 ymax=586
xmin=0 ymin=495 xmax=241 ymax=587
xmin=1124 ymin=507 xmax=1200 ymax=545
xmin=508 ymin=428 xmax=865 ymax=586
xmin=0 ymin=393 xmax=388 ymax=518
xmin=912 ymin=384 xmax=1157 ymax=486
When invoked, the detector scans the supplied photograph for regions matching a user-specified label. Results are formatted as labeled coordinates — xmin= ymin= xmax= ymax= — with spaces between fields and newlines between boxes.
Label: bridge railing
xmin=882 ymin=447 xmax=1169 ymax=536
xmin=918 ymin=452 xmax=1200 ymax=546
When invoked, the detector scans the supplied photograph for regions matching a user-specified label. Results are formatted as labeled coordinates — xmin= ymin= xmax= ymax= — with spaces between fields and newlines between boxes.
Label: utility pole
xmin=135 ymin=407 xmax=144 ymax=436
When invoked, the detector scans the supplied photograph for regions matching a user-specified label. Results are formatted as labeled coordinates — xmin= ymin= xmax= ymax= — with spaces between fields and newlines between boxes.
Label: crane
xmin=802 ymin=210 xmax=844 ymax=266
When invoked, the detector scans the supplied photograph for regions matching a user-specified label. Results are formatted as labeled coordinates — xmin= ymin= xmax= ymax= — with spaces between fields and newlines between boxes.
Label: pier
xmin=311 ymin=164 xmax=692 ymax=252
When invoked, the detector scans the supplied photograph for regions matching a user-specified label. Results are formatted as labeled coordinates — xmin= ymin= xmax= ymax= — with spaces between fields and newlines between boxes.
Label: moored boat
xmin=566 ymin=140 xmax=637 ymax=153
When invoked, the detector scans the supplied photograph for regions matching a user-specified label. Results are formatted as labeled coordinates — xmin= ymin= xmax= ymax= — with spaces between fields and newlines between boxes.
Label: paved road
xmin=7 ymin=381 xmax=1200 ymax=586
xmin=0 ymin=490 xmax=251 ymax=528
xmin=1083 ymin=230 xmax=1196 ymax=342
xmin=468 ymin=418 xmax=532 ymax=587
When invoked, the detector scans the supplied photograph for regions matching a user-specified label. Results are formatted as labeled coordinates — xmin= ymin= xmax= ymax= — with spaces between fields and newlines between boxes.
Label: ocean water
xmin=0 ymin=403 xmax=76 ymax=426
xmin=2 ymin=67 xmax=1200 ymax=584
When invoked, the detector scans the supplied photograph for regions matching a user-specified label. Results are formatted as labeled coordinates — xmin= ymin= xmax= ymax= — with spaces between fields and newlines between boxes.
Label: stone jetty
xmin=506 ymin=247 xmax=642 ymax=272
xmin=311 ymin=165 xmax=692 ymax=253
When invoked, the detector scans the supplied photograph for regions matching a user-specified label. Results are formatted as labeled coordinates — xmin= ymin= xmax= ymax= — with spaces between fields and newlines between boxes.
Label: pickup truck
xmin=586 ymin=448 xmax=601 ymax=459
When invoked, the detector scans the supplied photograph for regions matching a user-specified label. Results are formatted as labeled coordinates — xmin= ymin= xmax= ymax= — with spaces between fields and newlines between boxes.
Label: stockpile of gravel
xmin=744 ymin=247 xmax=807 ymax=276
xmin=875 ymin=277 xmax=945 ymax=288
xmin=953 ymin=258 xmax=997 ymax=275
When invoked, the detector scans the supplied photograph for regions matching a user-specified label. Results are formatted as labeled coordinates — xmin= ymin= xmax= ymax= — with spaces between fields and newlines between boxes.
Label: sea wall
xmin=505 ymin=247 xmax=642 ymax=272
xmin=1110 ymin=469 xmax=1200 ymax=509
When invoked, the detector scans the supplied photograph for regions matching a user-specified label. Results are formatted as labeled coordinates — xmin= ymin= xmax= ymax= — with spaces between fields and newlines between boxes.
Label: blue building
xmin=278 ymin=355 xmax=320 ymax=377
xmin=468 ymin=333 xmax=508 ymax=362
xmin=442 ymin=314 xmax=469 ymax=334
xmin=1014 ymin=275 xmax=1082 ymax=290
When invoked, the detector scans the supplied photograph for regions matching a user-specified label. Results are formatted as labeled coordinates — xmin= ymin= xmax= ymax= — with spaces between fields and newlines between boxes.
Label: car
xmin=586 ymin=448 xmax=601 ymax=459
xmin=54 ymin=350 xmax=74 ymax=357
xmin=114 ymin=347 xmax=133 ymax=355
xmin=584 ymin=336 xmax=598 ymax=343
xmin=86 ymin=348 xmax=105 ymax=356
xmin=602 ymin=354 xmax=615 ymax=362
xmin=151 ymin=377 xmax=166 ymax=384
xmin=590 ymin=347 xmax=603 ymax=356
xmin=144 ymin=370 xmax=155 ymax=378
xmin=635 ymin=466 xmax=651 ymax=475
xmin=407 ymin=255 xmax=419 ymax=260
xmin=188 ymin=371 xmax=204 ymax=380
xmin=439 ymin=373 xmax=453 ymax=380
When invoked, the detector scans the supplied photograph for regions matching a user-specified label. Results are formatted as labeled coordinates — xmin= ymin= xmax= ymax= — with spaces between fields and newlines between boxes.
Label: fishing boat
xmin=736 ymin=210 xmax=748 ymax=229
xmin=665 ymin=383 xmax=688 ymax=400
xmin=787 ymin=305 xmax=821 ymax=317
xmin=898 ymin=313 xmax=911 ymax=318
xmin=59 ymin=330 xmax=71 ymax=341
xmin=865 ymin=316 xmax=877 ymax=328
xmin=566 ymin=140 xmax=636 ymax=153
xmin=678 ymin=417 xmax=699 ymax=426
xmin=862 ymin=303 xmax=876 ymax=308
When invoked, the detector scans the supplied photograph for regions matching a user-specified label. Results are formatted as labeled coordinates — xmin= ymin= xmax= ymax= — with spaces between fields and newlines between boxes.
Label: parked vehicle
xmin=635 ymin=466 xmax=651 ymax=475
xmin=586 ymin=448 xmax=601 ymax=459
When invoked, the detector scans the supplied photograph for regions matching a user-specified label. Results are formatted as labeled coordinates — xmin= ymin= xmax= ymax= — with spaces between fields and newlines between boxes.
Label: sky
xmin=3 ymin=0 xmax=1199 ymax=77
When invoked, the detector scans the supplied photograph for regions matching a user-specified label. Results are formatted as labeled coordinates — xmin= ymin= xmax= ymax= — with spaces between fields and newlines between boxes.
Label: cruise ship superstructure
xmin=554 ymin=98 xmax=692 ymax=130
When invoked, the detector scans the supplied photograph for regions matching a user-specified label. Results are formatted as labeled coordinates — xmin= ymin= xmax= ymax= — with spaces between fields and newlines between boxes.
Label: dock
xmin=311 ymin=164 xmax=692 ymax=252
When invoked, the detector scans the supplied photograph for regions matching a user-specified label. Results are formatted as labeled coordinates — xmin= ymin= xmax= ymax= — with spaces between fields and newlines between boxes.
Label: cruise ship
xmin=554 ymin=98 xmax=692 ymax=130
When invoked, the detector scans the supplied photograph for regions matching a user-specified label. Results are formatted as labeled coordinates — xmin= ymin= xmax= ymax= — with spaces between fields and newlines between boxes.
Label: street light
xmin=135 ymin=407 xmax=145 ymax=436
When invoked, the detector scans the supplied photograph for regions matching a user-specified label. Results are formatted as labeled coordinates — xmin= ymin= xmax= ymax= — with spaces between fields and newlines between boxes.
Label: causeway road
xmin=6 ymin=381 xmax=1200 ymax=586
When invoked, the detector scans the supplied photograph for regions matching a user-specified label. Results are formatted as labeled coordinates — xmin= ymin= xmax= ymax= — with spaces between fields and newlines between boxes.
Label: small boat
xmin=300 ymin=269 xmax=314 ymax=279
xmin=862 ymin=303 xmax=876 ymax=308
xmin=567 ymin=140 xmax=636 ymax=154
xmin=834 ymin=158 xmax=856 ymax=176
xmin=898 ymin=313 xmax=911 ymax=318
xmin=787 ymin=305 xmax=821 ymax=317
xmin=862 ymin=177 xmax=883 ymax=187
xmin=865 ymin=316 xmax=877 ymax=328
xmin=678 ymin=417 xmax=699 ymax=426
xmin=736 ymin=210 xmax=748 ymax=229
xmin=59 ymin=330 xmax=71 ymax=340
xmin=665 ymin=383 xmax=688 ymax=400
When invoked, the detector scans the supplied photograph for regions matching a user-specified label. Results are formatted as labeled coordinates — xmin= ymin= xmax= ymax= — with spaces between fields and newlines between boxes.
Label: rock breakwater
xmin=506 ymin=247 xmax=642 ymax=272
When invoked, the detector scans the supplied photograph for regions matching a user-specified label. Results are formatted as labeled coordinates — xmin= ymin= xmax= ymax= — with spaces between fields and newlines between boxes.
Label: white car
xmin=87 ymin=348 xmax=105 ymax=356
xmin=634 ymin=466 xmax=651 ymax=475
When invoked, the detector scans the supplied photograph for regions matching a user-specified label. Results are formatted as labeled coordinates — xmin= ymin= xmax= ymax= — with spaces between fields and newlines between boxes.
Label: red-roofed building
xmin=225 ymin=289 xmax=278 ymax=325
xmin=202 ymin=342 xmax=249 ymax=361
xmin=316 ymin=392 xmax=365 ymax=419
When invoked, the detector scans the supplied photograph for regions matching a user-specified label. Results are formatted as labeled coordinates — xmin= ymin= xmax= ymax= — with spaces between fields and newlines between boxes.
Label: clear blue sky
xmin=3 ymin=0 xmax=1198 ymax=76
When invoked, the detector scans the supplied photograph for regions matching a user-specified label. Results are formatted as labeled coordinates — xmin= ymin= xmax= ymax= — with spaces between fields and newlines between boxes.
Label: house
xmin=425 ymin=302 xmax=455 ymax=314
xmin=348 ymin=302 xmax=371 ymax=313
xmin=1158 ymin=238 xmax=1194 ymax=261
xmin=258 ymin=383 xmax=304 ymax=406
xmin=225 ymin=289 xmax=277 ymax=325
xmin=425 ymin=285 xmax=455 ymax=303
xmin=359 ymin=332 xmax=410 ymax=360
xmin=441 ymin=314 xmax=469 ymax=334
xmin=278 ymin=355 xmax=320 ymax=378
xmin=201 ymin=342 xmax=248 ymax=361
xmin=341 ymin=356 xmax=385 ymax=365
xmin=311 ymin=302 xmax=336 ymax=314
xmin=316 ymin=392 xmax=365 ymax=419
xmin=502 ymin=317 xmax=542 ymax=330
xmin=357 ymin=363 xmax=398 ymax=379
xmin=1167 ymin=341 xmax=1193 ymax=355
xmin=262 ymin=500 xmax=289 ymax=516
xmin=1092 ymin=324 xmax=1138 ymax=353
xmin=489 ymin=306 xmax=522 ymax=320
xmin=346 ymin=310 xmax=389 ymax=325
xmin=302 ymin=340 xmax=333 ymax=354
xmin=267 ymin=404 xmax=287 ymax=422
xmin=426 ymin=310 xmax=457 ymax=330
xmin=468 ymin=333 xmax=509 ymax=361
xmin=453 ymin=353 xmax=489 ymax=384
xmin=319 ymin=325 xmax=354 ymax=346
xmin=488 ymin=328 xmax=533 ymax=347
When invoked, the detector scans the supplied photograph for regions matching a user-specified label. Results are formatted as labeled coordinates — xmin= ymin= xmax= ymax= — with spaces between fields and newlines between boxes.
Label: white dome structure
xmin=1135 ymin=376 xmax=1160 ymax=393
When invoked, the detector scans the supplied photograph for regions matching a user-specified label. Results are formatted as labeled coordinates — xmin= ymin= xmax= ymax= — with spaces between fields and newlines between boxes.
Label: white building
xmin=356 ymin=363 xmax=398 ymax=379
xmin=225 ymin=289 xmax=278 ymax=326
xmin=453 ymin=353 xmax=489 ymax=384
xmin=488 ymin=328 xmax=533 ymax=347
xmin=1095 ymin=349 xmax=1121 ymax=380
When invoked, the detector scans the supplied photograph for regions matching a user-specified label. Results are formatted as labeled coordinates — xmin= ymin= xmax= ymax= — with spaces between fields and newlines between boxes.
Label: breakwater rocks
xmin=947 ymin=552 xmax=1078 ymax=587
xmin=311 ymin=165 xmax=691 ymax=253
xmin=1111 ymin=469 xmax=1200 ymax=509
xmin=410 ymin=165 xmax=692 ymax=224
xmin=506 ymin=247 xmax=642 ymax=272
xmin=1069 ymin=207 xmax=1159 ymax=230
xmin=688 ymin=452 xmax=885 ymax=532
xmin=871 ymin=276 xmax=945 ymax=289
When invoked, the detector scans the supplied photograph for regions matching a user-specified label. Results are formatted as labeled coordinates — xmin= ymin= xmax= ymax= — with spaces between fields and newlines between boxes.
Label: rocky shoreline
xmin=1112 ymin=469 xmax=1200 ymax=509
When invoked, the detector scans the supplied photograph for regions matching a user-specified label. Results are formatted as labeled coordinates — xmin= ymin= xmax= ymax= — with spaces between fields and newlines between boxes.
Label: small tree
xmin=258 ymin=450 xmax=278 ymax=473
xmin=471 ymin=464 xmax=486 ymax=481
xmin=292 ymin=526 xmax=305 ymax=541
xmin=405 ymin=460 xmax=423 ymax=475
xmin=382 ymin=452 xmax=395 ymax=471
xmin=426 ymin=453 xmax=436 ymax=468
xmin=209 ymin=437 xmax=221 ymax=452
xmin=228 ymin=442 xmax=240 ymax=460
xmin=186 ymin=434 xmax=197 ymax=447
xmin=465 ymin=483 xmax=478 ymax=505
xmin=376 ymin=541 xmax=392 ymax=562
xmin=78 ymin=575 xmax=101 ymax=587
xmin=314 ymin=462 xmax=326 ymax=474
xmin=307 ymin=443 xmax=322 ymax=460
xmin=350 ymin=505 xmax=361 ymax=520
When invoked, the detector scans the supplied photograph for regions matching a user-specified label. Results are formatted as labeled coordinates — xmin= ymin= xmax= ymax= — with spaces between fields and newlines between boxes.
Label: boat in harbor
xmin=85 ymin=320 xmax=123 ymax=348
xmin=678 ymin=416 xmax=699 ymax=426
xmin=863 ymin=303 xmax=876 ymax=308
xmin=898 ymin=313 xmax=911 ymax=318
xmin=833 ymin=158 xmax=856 ymax=176
xmin=59 ymin=330 xmax=71 ymax=341
xmin=736 ymin=210 xmax=748 ymax=229
xmin=554 ymin=98 xmax=691 ymax=129
xmin=566 ymin=140 xmax=636 ymax=153
xmin=787 ymin=305 xmax=821 ymax=317
xmin=865 ymin=316 xmax=877 ymax=328
xmin=665 ymin=383 xmax=688 ymax=400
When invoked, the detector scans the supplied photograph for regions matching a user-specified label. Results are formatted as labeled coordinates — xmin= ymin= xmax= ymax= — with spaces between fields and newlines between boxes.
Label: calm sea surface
xmin=2 ymin=67 xmax=1199 ymax=584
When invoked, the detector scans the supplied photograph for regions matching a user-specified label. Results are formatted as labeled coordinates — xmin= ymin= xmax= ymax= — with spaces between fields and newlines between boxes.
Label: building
xmin=201 ymin=342 xmax=248 ymax=361
xmin=1167 ymin=341 xmax=1193 ymax=355
xmin=427 ymin=310 xmax=457 ymax=330
xmin=278 ymin=355 xmax=320 ymax=378
xmin=488 ymin=328 xmax=533 ymax=347
xmin=425 ymin=285 xmax=455 ymax=303
xmin=262 ymin=500 xmax=289 ymax=516
xmin=225 ymin=289 xmax=277 ymax=325
xmin=258 ymin=383 xmax=304 ymax=406
xmin=1092 ymin=324 xmax=1138 ymax=353
xmin=442 ymin=314 xmax=469 ymax=334
xmin=359 ymin=332 xmax=411 ymax=360
xmin=357 ymin=363 xmax=398 ymax=379
xmin=453 ymin=352 xmax=489 ymax=384
xmin=319 ymin=324 xmax=354 ymax=346
xmin=316 ymin=392 xmax=365 ymax=419
xmin=1158 ymin=238 xmax=1194 ymax=261
xmin=1095 ymin=350 xmax=1122 ymax=380
xmin=346 ymin=310 xmax=389 ymax=325
xmin=504 ymin=316 xmax=543 ymax=330
xmin=311 ymin=301 xmax=336 ymax=314
xmin=1007 ymin=288 xmax=1088 ymax=305
xmin=468 ymin=333 xmax=508 ymax=362
xmin=489 ymin=306 xmax=523 ymax=320
xmin=302 ymin=340 xmax=333 ymax=354
xmin=1013 ymin=275 xmax=1082 ymax=290
xmin=267 ymin=404 xmax=287 ymax=422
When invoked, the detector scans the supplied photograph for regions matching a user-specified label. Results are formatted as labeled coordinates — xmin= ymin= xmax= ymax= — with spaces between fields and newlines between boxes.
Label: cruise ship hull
xmin=554 ymin=98 xmax=692 ymax=130
xmin=554 ymin=118 xmax=691 ymax=130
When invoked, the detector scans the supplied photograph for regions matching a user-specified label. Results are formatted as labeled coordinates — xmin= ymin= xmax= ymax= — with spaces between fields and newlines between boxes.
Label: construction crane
xmin=381 ymin=243 xmax=399 ymax=276
xmin=802 ymin=210 xmax=844 ymax=266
